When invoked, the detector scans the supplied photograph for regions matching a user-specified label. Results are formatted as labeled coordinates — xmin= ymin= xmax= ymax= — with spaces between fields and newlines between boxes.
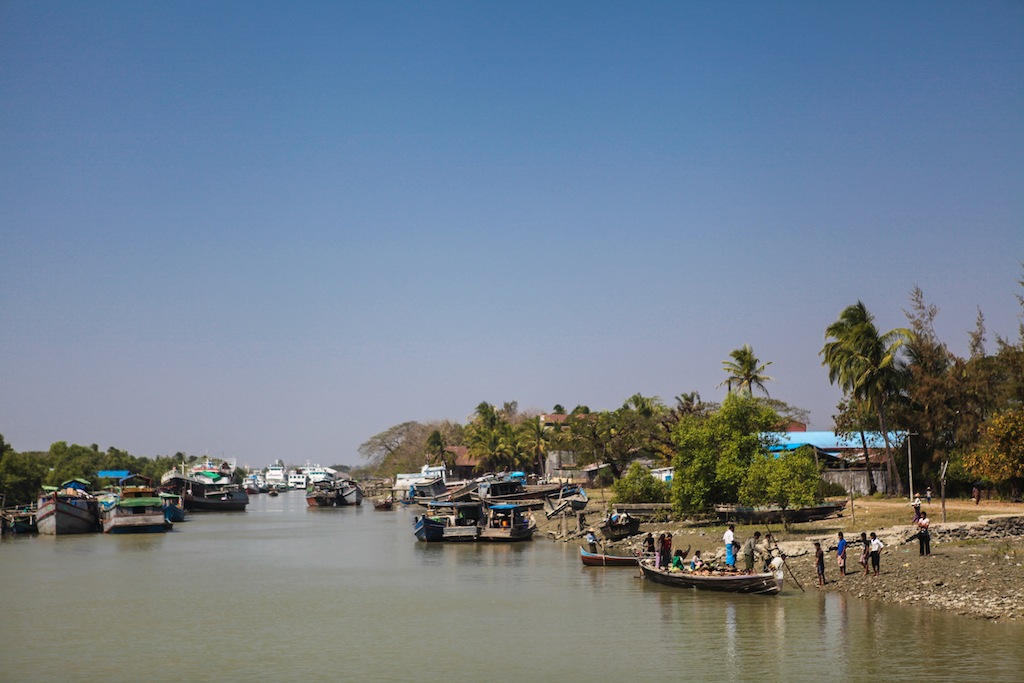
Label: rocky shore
xmin=542 ymin=503 xmax=1024 ymax=622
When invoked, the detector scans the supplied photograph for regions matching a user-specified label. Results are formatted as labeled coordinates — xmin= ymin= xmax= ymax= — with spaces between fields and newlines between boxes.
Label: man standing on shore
xmin=917 ymin=511 xmax=931 ymax=556
xmin=723 ymin=524 xmax=736 ymax=569
xmin=836 ymin=532 xmax=848 ymax=576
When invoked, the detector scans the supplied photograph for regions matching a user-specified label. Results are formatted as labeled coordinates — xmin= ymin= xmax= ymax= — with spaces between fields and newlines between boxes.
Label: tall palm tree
xmin=719 ymin=345 xmax=774 ymax=397
xmin=821 ymin=301 xmax=912 ymax=495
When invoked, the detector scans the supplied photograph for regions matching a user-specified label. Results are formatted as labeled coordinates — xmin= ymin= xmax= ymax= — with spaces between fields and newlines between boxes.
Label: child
xmin=869 ymin=532 xmax=884 ymax=576
xmin=814 ymin=541 xmax=825 ymax=587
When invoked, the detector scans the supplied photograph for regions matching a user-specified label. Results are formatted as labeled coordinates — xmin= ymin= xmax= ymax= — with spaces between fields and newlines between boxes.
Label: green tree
xmin=719 ymin=345 xmax=774 ymax=397
xmin=612 ymin=462 xmax=668 ymax=504
xmin=821 ymin=301 xmax=912 ymax=495
xmin=670 ymin=393 xmax=781 ymax=513
xmin=739 ymin=447 xmax=821 ymax=527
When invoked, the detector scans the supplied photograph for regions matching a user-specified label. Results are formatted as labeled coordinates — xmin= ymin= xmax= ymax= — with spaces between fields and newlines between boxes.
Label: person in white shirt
xmin=723 ymin=524 xmax=736 ymax=569
xmin=868 ymin=532 xmax=884 ymax=576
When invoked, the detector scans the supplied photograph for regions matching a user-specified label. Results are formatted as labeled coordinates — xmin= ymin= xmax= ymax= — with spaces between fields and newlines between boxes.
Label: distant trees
xmin=612 ymin=462 xmax=669 ymax=504
xmin=963 ymin=408 xmax=1024 ymax=496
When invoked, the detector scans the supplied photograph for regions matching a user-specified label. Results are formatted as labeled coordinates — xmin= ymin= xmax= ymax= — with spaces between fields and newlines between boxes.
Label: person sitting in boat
xmin=670 ymin=548 xmax=687 ymax=571
xmin=585 ymin=529 xmax=599 ymax=553
xmin=690 ymin=550 xmax=704 ymax=571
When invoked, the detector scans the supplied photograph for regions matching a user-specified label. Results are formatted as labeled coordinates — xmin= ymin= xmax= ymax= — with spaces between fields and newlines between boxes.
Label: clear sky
xmin=2 ymin=2 xmax=1022 ymax=468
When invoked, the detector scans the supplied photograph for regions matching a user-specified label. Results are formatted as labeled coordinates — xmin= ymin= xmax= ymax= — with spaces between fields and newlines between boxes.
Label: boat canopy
xmin=97 ymin=470 xmax=131 ymax=479
xmin=59 ymin=479 xmax=92 ymax=490
xmin=488 ymin=503 xmax=526 ymax=511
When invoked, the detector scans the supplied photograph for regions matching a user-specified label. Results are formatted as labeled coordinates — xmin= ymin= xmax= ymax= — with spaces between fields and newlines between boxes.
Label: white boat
xmin=302 ymin=463 xmax=337 ymax=484
xmin=288 ymin=471 xmax=309 ymax=490
xmin=265 ymin=465 xmax=287 ymax=487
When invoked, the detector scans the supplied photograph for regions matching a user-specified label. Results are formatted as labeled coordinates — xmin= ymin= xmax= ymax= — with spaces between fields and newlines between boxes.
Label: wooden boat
xmin=99 ymin=475 xmax=167 ymax=534
xmin=714 ymin=501 xmax=846 ymax=524
xmin=306 ymin=480 xmax=338 ymax=507
xmin=335 ymin=479 xmax=364 ymax=506
xmin=597 ymin=512 xmax=641 ymax=541
xmin=373 ymin=497 xmax=394 ymax=511
xmin=476 ymin=476 xmax=564 ymax=508
xmin=36 ymin=479 xmax=100 ymax=535
xmin=1 ymin=500 xmax=38 ymax=535
xmin=579 ymin=546 xmax=639 ymax=566
xmin=638 ymin=559 xmax=782 ymax=595
xmin=543 ymin=485 xmax=588 ymax=518
xmin=413 ymin=501 xmax=536 ymax=542
xmin=160 ymin=493 xmax=187 ymax=523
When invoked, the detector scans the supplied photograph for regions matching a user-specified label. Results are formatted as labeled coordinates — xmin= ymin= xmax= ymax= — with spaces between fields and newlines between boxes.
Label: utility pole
xmin=940 ymin=460 xmax=949 ymax=523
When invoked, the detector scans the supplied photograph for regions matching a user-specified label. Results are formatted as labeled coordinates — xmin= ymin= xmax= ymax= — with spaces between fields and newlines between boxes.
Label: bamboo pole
xmin=764 ymin=522 xmax=804 ymax=592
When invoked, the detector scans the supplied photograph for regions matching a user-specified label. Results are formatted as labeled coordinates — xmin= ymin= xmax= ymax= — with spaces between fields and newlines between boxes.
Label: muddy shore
xmin=539 ymin=499 xmax=1024 ymax=622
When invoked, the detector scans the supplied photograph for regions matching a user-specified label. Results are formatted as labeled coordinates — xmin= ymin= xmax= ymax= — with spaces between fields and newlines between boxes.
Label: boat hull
xmin=580 ymin=546 xmax=639 ymax=566
xmin=102 ymin=510 xmax=167 ymax=534
xmin=714 ymin=502 xmax=846 ymax=524
xmin=598 ymin=517 xmax=641 ymax=541
xmin=414 ymin=514 xmax=446 ymax=542
xmin=639 ymin=560 xmax=782 ymax=595
xmin=36 ymin=495 xmax=99 ymax=535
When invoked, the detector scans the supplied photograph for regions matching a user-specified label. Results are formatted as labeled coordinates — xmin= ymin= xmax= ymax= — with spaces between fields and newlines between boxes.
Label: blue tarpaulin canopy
xmin=96 ymin=470 xmax=131 ymax=479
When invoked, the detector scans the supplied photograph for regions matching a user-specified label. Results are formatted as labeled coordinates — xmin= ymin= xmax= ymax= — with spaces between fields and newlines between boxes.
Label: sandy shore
xmin=540 ymin=498 xmax=1024 ymax=622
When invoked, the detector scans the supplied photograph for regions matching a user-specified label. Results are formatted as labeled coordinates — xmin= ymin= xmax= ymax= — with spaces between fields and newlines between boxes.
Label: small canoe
xmin=374 ymin=497 xmax=394 ymax=511
xmin=579 ymin=546 xmax=639 ymax=567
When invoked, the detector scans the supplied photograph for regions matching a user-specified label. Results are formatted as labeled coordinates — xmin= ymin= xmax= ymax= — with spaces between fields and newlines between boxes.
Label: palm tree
xmin=719 ymin=345 xmax=774 ymax=397
xmin=821 ymin=301 xmax=912 ymax=495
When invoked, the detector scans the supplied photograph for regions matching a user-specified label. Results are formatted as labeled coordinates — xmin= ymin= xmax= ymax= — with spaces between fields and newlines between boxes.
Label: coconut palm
xmin=719 ymin=345 xmax=774 ymax=397
xmin=821 ymin=301 xmax=912 ymax=495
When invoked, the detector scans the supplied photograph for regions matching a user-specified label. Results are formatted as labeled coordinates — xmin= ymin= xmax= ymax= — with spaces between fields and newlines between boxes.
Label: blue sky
xmin=2 ymin=2 xmax=1022 ymax=468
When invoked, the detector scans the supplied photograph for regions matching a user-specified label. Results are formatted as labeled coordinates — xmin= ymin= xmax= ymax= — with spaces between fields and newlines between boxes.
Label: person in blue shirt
xmin=836 ymin=532 xmax=848 ymax=576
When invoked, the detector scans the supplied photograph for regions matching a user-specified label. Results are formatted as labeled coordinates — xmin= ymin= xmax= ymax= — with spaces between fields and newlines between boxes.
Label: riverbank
xmin=540 ymin=495 xmax=1024 ymax=622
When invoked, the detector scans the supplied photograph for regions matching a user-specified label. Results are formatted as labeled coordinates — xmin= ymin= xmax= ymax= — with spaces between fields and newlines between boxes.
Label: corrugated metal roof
xmin=766 ymin=431 xmax=905 ymax=450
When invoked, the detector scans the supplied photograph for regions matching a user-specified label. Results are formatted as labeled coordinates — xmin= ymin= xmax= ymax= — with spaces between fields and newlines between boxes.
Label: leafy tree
xmin=0 ymin=436 xmax=47 ymax=504
xmin=612 ymin=462 xmax=668 ymax=504
xmin=832 ymin=396 xmax=879 ymax=495
xmin=963 ymin=408 xmax=1024 ymax=496
xmin=670 ymin=393 xmax=781 ymax=513
xmin=821 ymin=301 xmax=912 ymax=495
xmin=719 ymin=345 xmax=773 ymax=397
xmin=739 ymin=446 xmax=821 ymax=527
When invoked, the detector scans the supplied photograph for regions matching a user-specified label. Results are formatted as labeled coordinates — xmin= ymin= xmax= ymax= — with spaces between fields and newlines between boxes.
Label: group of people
xmin=641 ymin=531 xmax=677 ymax=568
xmin=816 ymin=530 xmax=886 ymax=586
xmin=720 ymin=524 xmax=782 ymax=573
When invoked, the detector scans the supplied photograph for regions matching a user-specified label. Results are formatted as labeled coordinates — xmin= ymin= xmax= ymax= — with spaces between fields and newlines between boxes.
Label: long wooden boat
xmin=714 ymin=501 xmax=846 ymax=524
xmin=37 ymin=479 xmax=100 ymax=535
xmin=160 ymin=472 xmax=248 ymax=512
xmin=579 ymin=546 xmax=639 ymax=566
xmin=413 ymin=501 xmax=536 ymax=542
xmin=99 ymin=476 xmax=168 ymax=534
xmin=414 ymin=513 xmax=447 ymax=542
xmin=639 ymin=559 xmax=782 ymax=595
xmin=373 ymin=497 xmax=394 ymax=511
xmin=336 ymin=479 xmax=364 ymax=506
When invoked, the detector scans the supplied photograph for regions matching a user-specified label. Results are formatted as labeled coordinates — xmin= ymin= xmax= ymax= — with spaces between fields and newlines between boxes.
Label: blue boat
xmin=160 ymin=492 xmax=187 ymax=523
xmin=413 ymin=513 xmax=446 ymax=542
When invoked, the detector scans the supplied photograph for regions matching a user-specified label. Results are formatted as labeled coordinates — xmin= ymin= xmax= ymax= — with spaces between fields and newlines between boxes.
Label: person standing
xmin=814 ymin=542 xmax=826 ymax=587
xmin=868 ymin=532 xmax=884 ymax=576
xmin=836 ymin=532 xmax=848 ymax=576
xmin=925 ymin=487 xmax=932 ymax=504
xmin=911 ymin=494 xmax=922 ymax=522
xmin=661 ymin=532 xmax=673 ymax=569
xmin=643 ymin=532 xmax=655 ymax=561
xmin=859 ymin=532 xmax=870 ymax=575
xmin=741 ymin=531 xmax=762 ymax=573
xmin=585 ymin=528 xmax=599 ymax=554
xmin=723 ymin=524 xmax=736 ymax=569
xmin=917 ymin=511 xmax=931 ymax=556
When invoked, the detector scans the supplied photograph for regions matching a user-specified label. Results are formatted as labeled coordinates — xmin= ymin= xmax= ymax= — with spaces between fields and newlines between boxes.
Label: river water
xmin=2 ymin=491 xmax=1020 ymax=682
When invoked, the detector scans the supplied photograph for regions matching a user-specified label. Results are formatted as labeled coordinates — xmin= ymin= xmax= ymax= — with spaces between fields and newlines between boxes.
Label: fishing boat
xmin=714 ymin=501 xmax=847 ymax=524
xmin=335 ymin=479 xmax=364 ymax=506
xmin=99 ymin=475 xmax=168 ymax=534
xmin=638 ymin=559 xmax=783 ymax=595
xmin=597 ymin=511 xmax=641 ymax=541
xmin=413 ymin=501 xmax=536 ymax=542
xmin=413 ymin=512 xmax=447 ymax=542
xmin=475 ymin=474 xmax=564 ymax=508
xmin=305 ymin=480 xmax=338 ymax=507
xmin=373 ymin=496 xmax=394 ymax=511
xmin=36 ymin=479 xmax=100 ymax=535
xmin=1 ymin=496 xmax=37 ymax=535
xmin=579 ymin=546 xmax=640 ymax=566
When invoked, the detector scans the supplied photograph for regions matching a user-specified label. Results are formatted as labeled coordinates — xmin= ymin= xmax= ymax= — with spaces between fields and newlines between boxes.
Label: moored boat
xmin=543 ymin=485 xmax=588 ymax=518
xmin=638 ymin=559 xmax=783 ymax=595
xmin=373 ymin=496 xmax=394 ymax=511
xmin=336 ymin=479 xmax=364 ymax=506
xmin=714 ymin=501 xmax=846 ymax=524
xmin=99 ymin=475 xmax=167 ymax=534
xmin=597 ymin=511 xmax=641 ymax=541
xmin=160 ymin=461 xmax=248 ymax=512
xmin=36 ymin=479 xmax=100 ymax=535
xmin=579 ymin=546 xmax=641 ymax=566
xmin=160 ymin=492 xmax=187 ymax=523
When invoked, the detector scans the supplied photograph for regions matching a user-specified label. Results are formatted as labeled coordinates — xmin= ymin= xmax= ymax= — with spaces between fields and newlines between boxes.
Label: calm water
xmin=2 ymin=492 xmax=1020 ymax=682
